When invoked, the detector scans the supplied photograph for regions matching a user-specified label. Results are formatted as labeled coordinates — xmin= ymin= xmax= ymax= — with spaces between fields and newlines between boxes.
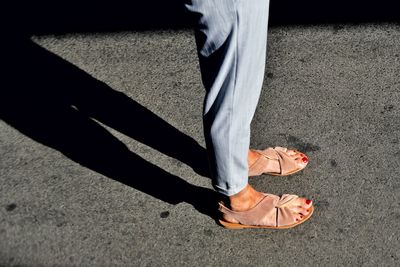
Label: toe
xmin=291 ymin=205 xmax=310 ymax=217
xmin=299 ymin=207 xmax=310 ymax=216
xmin=295 ymin=214 xmax=304 ymax=222
xmin=287 ymin=149 xmax=298 ymax=156
xmin=294 ymin=197 xmax=313 ymax=209
xmin=303 ymin=198 xmax=313 ymax=209
xmin=295 ymin=157 xmax=308 ymax=166
xmin=288 ymin=199 xmax=312 ymax=217
xmin=289 ymin=150 xmax=308 ymax=163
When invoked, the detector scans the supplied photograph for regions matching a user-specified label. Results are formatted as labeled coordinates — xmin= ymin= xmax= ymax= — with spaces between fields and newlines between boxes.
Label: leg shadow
xmin=1 ymin=36 xmax=217 ymax=218
xmin=5 ymin=35 xmax=209 ymax=178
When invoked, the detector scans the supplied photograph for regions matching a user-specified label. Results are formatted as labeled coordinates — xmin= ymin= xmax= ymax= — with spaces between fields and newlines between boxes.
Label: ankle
xmin=226 ymin=184 xmax=263 ymax=212
xmin=248 ymin=150 xmax=260 ymax=166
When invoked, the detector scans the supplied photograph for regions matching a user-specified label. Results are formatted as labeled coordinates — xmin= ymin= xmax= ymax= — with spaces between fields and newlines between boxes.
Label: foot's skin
xmin=248 ymin=148 xmax=308 ymax=174
xmin=223 ymin=184 xmax=313 ymax=224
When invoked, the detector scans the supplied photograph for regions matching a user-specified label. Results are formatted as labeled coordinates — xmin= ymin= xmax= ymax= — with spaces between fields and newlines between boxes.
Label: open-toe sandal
xmin=249 ymin=147 xmax=308 ymax=177
xmin=218 ymin=193 xmax=314 ymax=229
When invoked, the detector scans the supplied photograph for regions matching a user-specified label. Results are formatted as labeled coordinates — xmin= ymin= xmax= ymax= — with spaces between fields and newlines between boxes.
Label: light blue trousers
xmin=186 ymin=0 xmax=270 ymax=196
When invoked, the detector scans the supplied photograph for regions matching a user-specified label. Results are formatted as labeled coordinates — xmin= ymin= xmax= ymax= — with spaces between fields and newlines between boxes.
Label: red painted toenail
xmin=296 ymin=219 xmax=299 ymax=221
xmin=307 ymin=209 xmax=310 ymax=212
xmin=306 ymin=199 xmax=311 ymax=205
xmin=302 ymin=157 xmax=308 ymax=163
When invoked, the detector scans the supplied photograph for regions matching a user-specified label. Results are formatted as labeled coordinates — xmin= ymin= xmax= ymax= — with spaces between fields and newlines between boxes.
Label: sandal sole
xmin=264 ymin=165 xmax=306 ymax=176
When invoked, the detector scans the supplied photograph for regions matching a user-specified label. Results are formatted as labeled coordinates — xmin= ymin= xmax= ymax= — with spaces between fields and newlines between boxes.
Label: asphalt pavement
xmin=1 ymin=23 xmax=399 ymax=266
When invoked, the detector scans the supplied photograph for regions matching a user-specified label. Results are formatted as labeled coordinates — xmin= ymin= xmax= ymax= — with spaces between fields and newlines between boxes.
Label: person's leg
xmin=188 ymin=0 xmax=269 ymax=196
xmin=187 ymin=0 xmax=313 ymax=226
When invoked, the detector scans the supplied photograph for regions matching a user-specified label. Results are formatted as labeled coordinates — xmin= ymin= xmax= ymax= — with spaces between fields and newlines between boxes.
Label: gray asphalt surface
xmin=1 ymin=23 xmax=400 ymax=266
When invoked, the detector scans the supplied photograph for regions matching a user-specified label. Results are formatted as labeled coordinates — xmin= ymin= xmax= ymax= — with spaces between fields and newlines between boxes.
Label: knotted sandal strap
xmin=275 ymin=194 xmax=300 ymax=226
xmin=218 ymin=194 xmax=300 ymax=227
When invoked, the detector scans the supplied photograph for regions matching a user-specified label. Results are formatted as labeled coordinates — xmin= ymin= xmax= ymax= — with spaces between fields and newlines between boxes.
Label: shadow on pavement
xmin=0 ymin=37 xmax=217 ymax=219
xmin=270 ymin=0 xmax=399 ymax=25
xmin=6 ymin=0 xmax=400 ymax=36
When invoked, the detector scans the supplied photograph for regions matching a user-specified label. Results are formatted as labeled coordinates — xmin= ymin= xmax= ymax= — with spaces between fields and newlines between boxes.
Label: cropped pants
xmin=186 ymin=0 xmax=270 ymax=196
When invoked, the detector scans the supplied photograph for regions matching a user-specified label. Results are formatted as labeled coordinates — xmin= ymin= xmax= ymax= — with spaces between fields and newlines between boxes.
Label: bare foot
xmin=222 ymin=184 xmax=313 ymax=224
xmin=248 ymin=148 xmax=308 ymax=174
xmin=228 ymin=184 xmax=264 ymax=212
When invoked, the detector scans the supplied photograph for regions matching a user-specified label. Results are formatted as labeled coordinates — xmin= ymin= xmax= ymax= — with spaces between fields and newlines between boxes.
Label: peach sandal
xmin=249 ymin=147 xmax=308 ymax=177
xmin=218 ymin=194 xmax=314 ymax=229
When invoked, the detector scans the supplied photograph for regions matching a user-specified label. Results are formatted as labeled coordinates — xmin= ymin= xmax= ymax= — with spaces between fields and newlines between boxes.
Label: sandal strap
xmin=247 ymin=148 xmax=280 ymax=176
xmin=257 ymin=147 xmax=298 ymax=175
xmin=219 ymin=194 xmax=299 ymax=227
xmin=276 ymin=194 xmax=300 ymax=226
